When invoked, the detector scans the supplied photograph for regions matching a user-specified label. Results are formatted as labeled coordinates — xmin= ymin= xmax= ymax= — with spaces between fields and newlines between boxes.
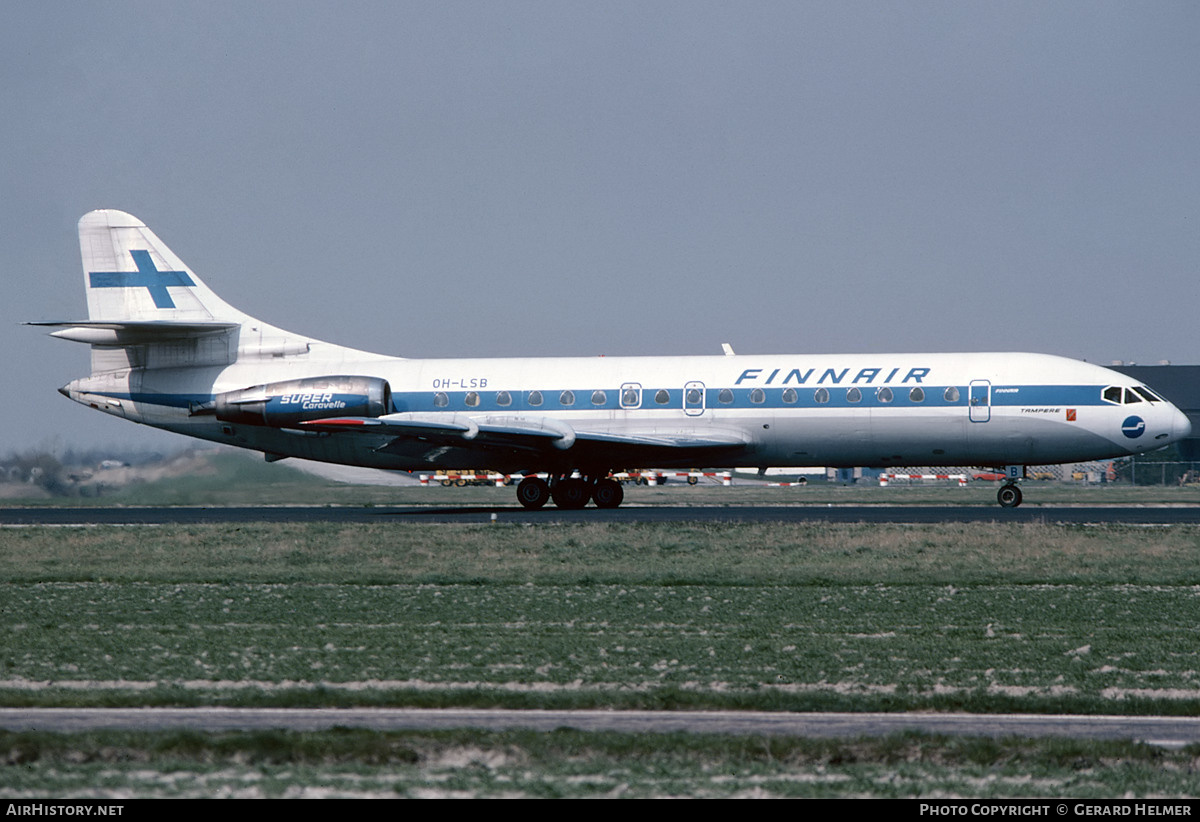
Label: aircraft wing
xmin=299 ymin=413 xmax=749 ymax=458
xmin=572 ymin=429 xmax=749 ymax=449
xmin=299 ymin=412 xmax=573 ymax=449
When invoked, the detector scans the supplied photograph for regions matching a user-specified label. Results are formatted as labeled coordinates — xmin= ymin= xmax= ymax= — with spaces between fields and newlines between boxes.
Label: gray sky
xmin=3 ymin=1 xmax=1198 ymax=454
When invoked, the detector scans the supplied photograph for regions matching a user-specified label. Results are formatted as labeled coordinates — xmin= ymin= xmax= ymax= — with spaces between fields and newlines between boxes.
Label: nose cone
xmin=1172 ymin=406 xmax=1192 ymax=442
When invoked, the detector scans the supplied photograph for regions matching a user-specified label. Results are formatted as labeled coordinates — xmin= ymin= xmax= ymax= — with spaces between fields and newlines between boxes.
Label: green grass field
xmin=3 ymin=521 xmax=1200 ymax=715
xmin=3 ymin=453 xmax=1199 ymax=796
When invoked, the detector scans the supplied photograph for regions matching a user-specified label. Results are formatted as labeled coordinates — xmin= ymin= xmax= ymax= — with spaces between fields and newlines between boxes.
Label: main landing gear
xmin=516 ymin=475 xmax=625 ymax=510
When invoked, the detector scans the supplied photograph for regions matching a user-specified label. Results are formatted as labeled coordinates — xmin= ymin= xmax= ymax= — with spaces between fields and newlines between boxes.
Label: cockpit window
xmin=1133 ymin=386 xmax=1159 ymax=403
xmin=1102 ymin=386 xmax=1122 ymax=405
xmin=1123 ymin=388 xmax=1143 ymax=404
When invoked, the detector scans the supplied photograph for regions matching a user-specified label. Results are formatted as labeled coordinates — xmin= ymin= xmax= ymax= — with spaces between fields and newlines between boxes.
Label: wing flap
xmin=301 ymin=412 xmax=748 ymax=455
xmin=300 ymin=412 xmax=481 ymax=440
xmin=574 ymin=429 xmax=749 ymax=449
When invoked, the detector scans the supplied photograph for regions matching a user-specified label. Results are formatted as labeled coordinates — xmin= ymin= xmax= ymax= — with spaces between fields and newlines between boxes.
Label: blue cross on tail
xmin=89 ymin=250 xmax=194 ymax=309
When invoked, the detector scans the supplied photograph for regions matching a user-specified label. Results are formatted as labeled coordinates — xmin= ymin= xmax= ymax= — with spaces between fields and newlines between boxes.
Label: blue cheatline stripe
xmin=396 ymin=384 xmax=1110 ymax=414
xmin=87 ymin=384 xmax=1115 ymax=415
xmin=88 ymin=249 xmax=194 ymax=309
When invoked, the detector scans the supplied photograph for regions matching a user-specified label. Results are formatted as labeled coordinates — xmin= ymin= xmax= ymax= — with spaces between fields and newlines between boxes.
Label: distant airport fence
xmin=895 ymin=459 xmax=1200 ymax=486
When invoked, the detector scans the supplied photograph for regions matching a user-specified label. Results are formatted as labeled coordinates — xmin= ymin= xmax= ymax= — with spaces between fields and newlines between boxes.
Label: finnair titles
xmin=31 ymin=210 xmax=1190 ymax=510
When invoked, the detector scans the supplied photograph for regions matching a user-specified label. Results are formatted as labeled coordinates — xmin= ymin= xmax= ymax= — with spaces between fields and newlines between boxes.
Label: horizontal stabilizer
xmin=28 ymin=320 xmax=240 ymax=345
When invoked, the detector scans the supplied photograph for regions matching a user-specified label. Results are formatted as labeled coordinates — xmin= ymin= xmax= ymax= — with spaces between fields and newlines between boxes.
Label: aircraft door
xmin=684 ymin=381 xmax=706 ymax=416
xmin=969 ymin=380 xmax=991 ymax=423
xmin=620 ymin=383 xmax=642 ymax=409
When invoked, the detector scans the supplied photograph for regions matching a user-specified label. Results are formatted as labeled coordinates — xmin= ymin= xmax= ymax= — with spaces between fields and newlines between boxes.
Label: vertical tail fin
xmin=79 ymin=209 xmax=247 ymax=324
xmin=32 ymin=210 xmax=382 ymax=377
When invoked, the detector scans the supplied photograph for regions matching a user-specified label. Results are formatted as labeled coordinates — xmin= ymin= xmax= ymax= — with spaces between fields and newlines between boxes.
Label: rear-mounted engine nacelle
xmin=213 ymin=375 xmax=392 ymax=427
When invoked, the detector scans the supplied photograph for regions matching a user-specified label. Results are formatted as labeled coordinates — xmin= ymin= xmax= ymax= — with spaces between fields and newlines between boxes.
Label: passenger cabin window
xmin=655 ymin=389 xmax=671 ymax=405
xmin=560 ymin=390 xmax=575 ymax=406
xmin=782 ymin=388 xmax=798 ymax=404
xmin=846 ymin=387 xmax=862 ymax=403
xmin=496 ymin=390 xmax=512 ymax=407
xmin=944 ymin=386 xmax=960 ymax=403
xmin=686 ymin=388 xmax=702 ymax=405
xmin=464 ymin=391 xmax=480 ymax=407
xmin=909 ymin=387 xmax=925 ymax=403
xmin=750 ymin=388 xmax=765 ymax=404
xmin=622 ymin=388 xmax=640 ymax=406
xmin=814 ymin=388 xmax=830 ymax=404
xmin=591 ymin=390 xmax=606 ymax=406
xmin=877 ymin=387 xmax=893 ymax=403
xmin=433 ymin=392 xmax=449 ymax=408
xmin=528 ymin=390 xmax=543 ymax=407
xmin=718 ymin=388 xmax=734 ymax=404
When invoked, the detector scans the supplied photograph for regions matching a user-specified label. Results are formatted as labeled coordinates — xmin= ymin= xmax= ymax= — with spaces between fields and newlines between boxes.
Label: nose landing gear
xmin=997 ymin=483 xmax=1023 ymax=508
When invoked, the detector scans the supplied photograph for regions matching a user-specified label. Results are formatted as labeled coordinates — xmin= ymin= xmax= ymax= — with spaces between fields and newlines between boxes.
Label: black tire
xmin=997 ymin=484 xmax=1023 ymax=508
xmin=552 ymin=478 xmax=590 ymax=509
xmin=516 ymin=477 xmax=551 ymax=510
xmin=592 ymin=478 xmax=624 ymax=509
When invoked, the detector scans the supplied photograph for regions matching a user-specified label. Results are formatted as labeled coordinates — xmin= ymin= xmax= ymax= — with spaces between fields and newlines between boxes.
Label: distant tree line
xmin=0 ymin=447 xmax=174 ymax=496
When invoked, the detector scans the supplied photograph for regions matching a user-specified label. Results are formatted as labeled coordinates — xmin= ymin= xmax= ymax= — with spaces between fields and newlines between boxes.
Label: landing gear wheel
xmin=997 ymin=484 xmax=1023 ymax=508
xmin=551 ymin=478 xmax=591 ymax=509
xmin=516 ymin=477 xmax=551 ymax=510
xmin=592 ymin=478 xmax=625 ymax=509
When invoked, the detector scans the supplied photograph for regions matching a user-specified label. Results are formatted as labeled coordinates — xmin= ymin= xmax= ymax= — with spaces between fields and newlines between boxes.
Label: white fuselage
xmin=66 ymin=348 xmax=1190 ymax=473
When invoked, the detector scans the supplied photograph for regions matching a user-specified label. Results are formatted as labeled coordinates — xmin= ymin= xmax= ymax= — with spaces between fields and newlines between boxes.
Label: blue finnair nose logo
xmin=1122 ymin=415 xmax=1146 ymax=439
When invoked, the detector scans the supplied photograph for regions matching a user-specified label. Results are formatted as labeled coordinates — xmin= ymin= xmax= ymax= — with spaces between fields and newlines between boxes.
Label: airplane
xmin=30 ymin=209 xmax=1191 ymax=509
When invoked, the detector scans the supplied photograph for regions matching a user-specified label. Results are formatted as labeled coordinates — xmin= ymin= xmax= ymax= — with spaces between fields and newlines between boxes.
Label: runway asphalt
xmin=3 ymin=504 xmax=1200 ymax=525
xmin=4 ymin=708 xmax=1200 ymax=747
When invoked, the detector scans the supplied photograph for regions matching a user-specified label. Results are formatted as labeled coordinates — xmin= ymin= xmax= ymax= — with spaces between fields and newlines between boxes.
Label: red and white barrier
xmin=418 ymin=470 xmax=733 ymax=487
xmin=878 ymin=473 xmax=967 ymax=487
